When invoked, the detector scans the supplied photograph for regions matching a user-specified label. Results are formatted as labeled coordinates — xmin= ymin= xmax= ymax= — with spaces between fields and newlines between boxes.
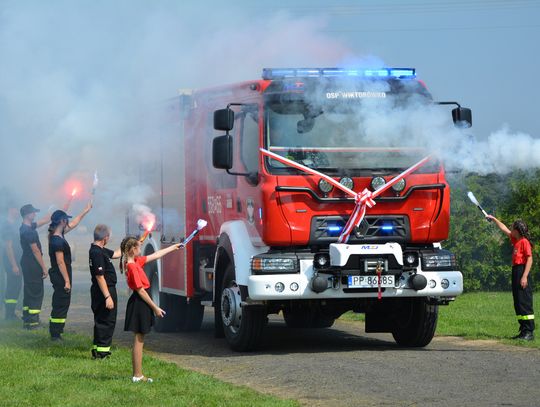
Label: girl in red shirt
xmin=120 ymin=236 xmax=183 ymax=382
xmin=487 ymin=215 xmax=535 ymax=340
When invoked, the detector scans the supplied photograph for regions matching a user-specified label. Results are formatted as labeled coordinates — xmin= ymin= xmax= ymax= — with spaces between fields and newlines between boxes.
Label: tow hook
xmin=410 ymin=273 xmax=428 ymax=290
xmin=311 ymin=272 xmax=328 ymax=293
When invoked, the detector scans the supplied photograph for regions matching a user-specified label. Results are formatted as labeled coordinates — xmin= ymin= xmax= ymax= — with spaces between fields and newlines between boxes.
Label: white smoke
xmin=308 ymin=82 xmax=539 ymax=175
xmin=0 ymin=0 xmax=538 ymax=227
xmin=0 ymin=2 xmax=350 ymax=230
xmin=132 ymin=203 xmax=156 ymax=231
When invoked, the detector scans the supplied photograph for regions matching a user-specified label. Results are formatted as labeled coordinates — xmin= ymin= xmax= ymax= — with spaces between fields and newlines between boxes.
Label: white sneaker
xmin=132 ymin=376 xmax=153 ymax=383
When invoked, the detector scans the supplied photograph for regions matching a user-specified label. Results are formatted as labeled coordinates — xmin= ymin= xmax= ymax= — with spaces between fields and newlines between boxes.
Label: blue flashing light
xmin=381 ymin=225 xmax=394 ymax=231
xmin=365 ymin=69 xmax=389 ymax=77
xmin=327 ymin=225 xmax=343 ymax=233
xmin=390 ymin=69 xmax=415 ymax=77
xmin=326 ymin=223 xmax=344 ymax=237
xmin=262 ymin=67 xmax=415 ymax=80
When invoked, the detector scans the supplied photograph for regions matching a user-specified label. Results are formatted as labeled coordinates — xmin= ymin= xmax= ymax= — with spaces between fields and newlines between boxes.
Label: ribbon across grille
xmin=260 ymin=148 xmax=431 ymax=243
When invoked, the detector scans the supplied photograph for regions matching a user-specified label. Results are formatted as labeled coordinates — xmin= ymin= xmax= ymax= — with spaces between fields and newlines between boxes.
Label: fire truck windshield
xmin=265 ymin=101 xmax=434 ymax=175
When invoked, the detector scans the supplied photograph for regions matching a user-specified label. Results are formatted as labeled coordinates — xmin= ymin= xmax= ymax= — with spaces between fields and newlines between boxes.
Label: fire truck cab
xmin=134 ymin=67 xmax=472 ymax=351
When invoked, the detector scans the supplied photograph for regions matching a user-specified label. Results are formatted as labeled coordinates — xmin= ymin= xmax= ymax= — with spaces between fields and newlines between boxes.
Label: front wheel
xmin=391 ymin=298 xmax=438 ymax=347
xmin=220 ymin=264 xmax=265 ymax=351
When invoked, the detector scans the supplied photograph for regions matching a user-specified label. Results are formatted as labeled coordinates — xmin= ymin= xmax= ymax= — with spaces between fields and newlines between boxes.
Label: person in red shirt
xmin=487 ymin=215 xmax=535 ymax=340
xmin=120 ymin=236 xmax=183 ymax=383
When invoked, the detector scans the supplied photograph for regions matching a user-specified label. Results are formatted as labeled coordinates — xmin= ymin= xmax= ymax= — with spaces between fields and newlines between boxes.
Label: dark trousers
xmin=3 ymin=267 xmax=22 ymax=319
xmin=49 ymin=268 xmax=72 ymax=337
xmin=91 ymin=285 xmax=117 ymax=352
xmin=512 ymin=265 xmax=535 ymax=333
xmin=20 ymin=256 xmax=44 ymax=327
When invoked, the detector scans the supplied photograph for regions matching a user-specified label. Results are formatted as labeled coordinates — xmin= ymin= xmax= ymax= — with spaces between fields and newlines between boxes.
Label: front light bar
xmin=251 ymin=254 xmax=299 ymax=274
xmin=421 ymin=249 xmax=457 ymax=271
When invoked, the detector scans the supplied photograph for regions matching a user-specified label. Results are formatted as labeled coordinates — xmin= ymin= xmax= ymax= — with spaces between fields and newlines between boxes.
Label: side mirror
xmin=212 ymin=135 xmax=233 ymax=170
xmin=452 ymin=107 xmax=472 ymax=128
xmin=214 ymin=108 xmax=234 ymax=131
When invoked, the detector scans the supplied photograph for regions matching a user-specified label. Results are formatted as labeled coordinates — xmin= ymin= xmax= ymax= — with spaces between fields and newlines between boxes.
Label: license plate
xmin=347 ymin=275 xmax=395 ymax=288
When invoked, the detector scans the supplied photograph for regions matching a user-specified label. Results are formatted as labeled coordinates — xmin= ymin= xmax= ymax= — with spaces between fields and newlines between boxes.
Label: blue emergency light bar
xmin=262 ymin=68 xmax=416 ymax=80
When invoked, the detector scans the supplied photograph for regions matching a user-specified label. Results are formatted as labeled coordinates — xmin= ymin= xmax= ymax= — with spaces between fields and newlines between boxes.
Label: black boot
xmin=511 ymin=329 xmax=523 ymax=339
xmin=516 ymin=331 xmax=534 ymax=341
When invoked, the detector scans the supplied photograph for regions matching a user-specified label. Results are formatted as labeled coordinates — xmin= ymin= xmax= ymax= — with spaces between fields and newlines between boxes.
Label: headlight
xmin=391 ymin=178 xmax=406 ymax=192
xmin=251 ymin=255 xmax=299 ymax=274
xmin=404 ymin=252 xmax=419 ymax=267
xmin=339 ymin=177 xmax=354 ymax=190
xmin=421 ymin=250 xmax=457 ymax=271
xmin=314 ymin=253 xmax=330 ymax=269
xmin=371 ymin=176 xmax=385 ymax=191
xmin=318 ymin=178 xmax=333 ymax=194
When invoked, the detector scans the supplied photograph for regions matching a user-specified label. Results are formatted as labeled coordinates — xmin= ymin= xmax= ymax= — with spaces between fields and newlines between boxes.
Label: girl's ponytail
xmin=119 ymin=236 xmax=138 ymax=274
xmin=48 ymin=221 xmax=58 ymax=241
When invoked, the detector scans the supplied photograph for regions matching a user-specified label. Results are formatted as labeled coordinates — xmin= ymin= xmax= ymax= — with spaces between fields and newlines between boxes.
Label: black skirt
xmin=124 ymin=291 xmax=154 ymax=334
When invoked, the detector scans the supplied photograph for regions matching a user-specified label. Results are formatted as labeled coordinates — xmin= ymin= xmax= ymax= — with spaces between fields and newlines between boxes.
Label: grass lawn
xmin=341 ymin=291 xmax=540 ymax=349
xmin=437 ymin=291 xmax=539 ymax=348
xmin=0 ymin=321 xmax=299 ymax=407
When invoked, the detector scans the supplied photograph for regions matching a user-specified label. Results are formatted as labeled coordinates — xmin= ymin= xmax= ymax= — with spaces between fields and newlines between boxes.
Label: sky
xmin=273 ymin=0 xmax=540 ymax=139
xmin=0 ymin=0 xmax=539 ymax=228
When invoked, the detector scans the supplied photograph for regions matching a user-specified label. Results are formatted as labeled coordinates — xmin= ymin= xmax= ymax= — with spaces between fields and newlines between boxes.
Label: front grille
xmin=310 ymin=215 xmax=410 ymax=244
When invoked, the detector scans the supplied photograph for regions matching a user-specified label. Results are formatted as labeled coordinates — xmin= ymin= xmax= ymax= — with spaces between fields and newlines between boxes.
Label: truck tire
xmin=391 ymin=298 xmax=438 ymax=347
xmin=220 ymin=264 xmax=265 ymax=351
xmin=283 ymin=309 xmax=335 ymax=329
xmin=149 ymin=272 xmax=178 ymax=333
xmin=177 ymin=297 xmax=204 ymax=332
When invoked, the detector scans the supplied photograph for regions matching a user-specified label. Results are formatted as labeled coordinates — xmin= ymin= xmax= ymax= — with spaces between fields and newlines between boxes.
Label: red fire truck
xmin=130 ymin=68 xmax=472 ymax=351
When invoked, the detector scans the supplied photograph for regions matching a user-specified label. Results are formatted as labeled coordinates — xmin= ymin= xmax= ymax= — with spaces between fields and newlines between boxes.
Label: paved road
xmin=41 ymin=272 xmax=540 ymax=407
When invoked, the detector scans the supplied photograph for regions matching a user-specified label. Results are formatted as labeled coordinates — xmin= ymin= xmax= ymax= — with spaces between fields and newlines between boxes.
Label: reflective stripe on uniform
xmin=27 ymin=322 xmax=39 ymax=326
xmin=518 ymin=315 xmax=535 ymax=320
xmin=4 ymin=299 xmax=17 ymax=304
xmin=49 ymin=317 xmax=66 ymax=324
xmin=92 ymin=345 xmax=97 ymax=350
xmin=28 ymin=309 xmax=41 ymax=314
xmin=96 ymin=346 xmax=110 ymax=352
xmin=23 ymin=306 xmax=29 ymax=311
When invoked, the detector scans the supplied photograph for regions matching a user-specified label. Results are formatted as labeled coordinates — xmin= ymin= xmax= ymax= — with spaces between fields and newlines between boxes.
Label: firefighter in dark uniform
xmin=2 ymin=200 xmax=22 ymax=320
xmin=487 ymin=215 xmax=535 ymax=340
xmin=89 ymin=224 xmax=121 ymax=358
xmin=48 ymin=203 xmax=91 ymax=340
xmin=19 ymin=204 xmax=49 ymax=328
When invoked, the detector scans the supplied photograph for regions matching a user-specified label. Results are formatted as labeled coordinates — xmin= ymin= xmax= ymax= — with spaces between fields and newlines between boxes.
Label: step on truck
xmin=129 ymin=67 xmax=472 ymax=351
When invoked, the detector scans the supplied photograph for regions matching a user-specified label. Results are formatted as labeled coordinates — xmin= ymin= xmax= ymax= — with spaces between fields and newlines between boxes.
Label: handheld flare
xmin=182 ymin=219 xmax=208 ymax=246
xmin=139 ymin=220 xmax=155 ymax=242
xmin=92 ymin=171 xmax=99 ymax=195
xmin=467 ymin=191 xmax=491 ymax=222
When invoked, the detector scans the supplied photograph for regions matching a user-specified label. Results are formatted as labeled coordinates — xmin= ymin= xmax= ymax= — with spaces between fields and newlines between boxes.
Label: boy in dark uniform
xmin=2 ymin=200 xmax=22 ymax=320
xmin=19 ymin=204 xmax=49 ymax=328
xmin=89 ymin=224 xmax=120 ymax=358
xmin=48 ymin=203 xmax=91 ymax=340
